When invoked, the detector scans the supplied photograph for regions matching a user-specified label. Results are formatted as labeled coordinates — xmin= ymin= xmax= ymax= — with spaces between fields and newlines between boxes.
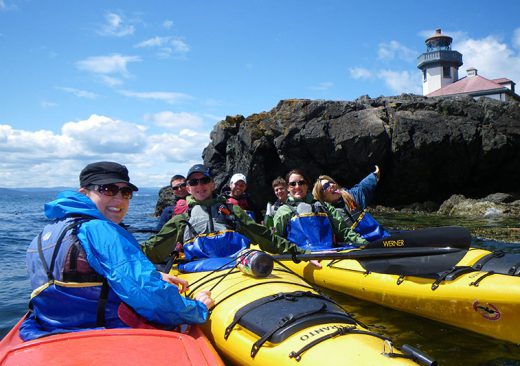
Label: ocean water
xmin=1 ymin=188 xmax=519 ymax=365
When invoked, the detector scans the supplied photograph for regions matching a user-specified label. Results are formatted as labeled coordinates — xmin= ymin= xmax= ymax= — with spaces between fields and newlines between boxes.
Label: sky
xmin=1 ymin=0 xmax=519 ymax=188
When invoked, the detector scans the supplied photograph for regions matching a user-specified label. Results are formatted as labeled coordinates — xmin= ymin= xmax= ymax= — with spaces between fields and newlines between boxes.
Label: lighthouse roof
xmin=427 ymin=74 xmax=510 ymax=97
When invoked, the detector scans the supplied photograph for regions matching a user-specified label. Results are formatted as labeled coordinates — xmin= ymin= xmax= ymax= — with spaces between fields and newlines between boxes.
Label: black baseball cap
xmin=186 ymin=164 xmax=211 ymax=179
xmin=80 ymin=161 xmax=138 ymax=191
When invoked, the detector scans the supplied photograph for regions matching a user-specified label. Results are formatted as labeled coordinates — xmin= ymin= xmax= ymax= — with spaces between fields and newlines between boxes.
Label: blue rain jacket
xmin=20 ymin=191 xmax=208 ymax=340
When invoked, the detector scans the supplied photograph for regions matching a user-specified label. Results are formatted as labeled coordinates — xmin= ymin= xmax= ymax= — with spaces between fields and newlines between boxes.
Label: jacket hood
xmin=44 ymin=190 xmax=108 ymax=221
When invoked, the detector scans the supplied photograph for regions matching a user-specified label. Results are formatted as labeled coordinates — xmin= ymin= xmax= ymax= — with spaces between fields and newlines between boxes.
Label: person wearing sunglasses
xmin=312 ymin=166 xmax=389 ymax=242
xmin=20 ymin=161 xmax=213 ymax=341
xmin=142 ymin=164 xmax=308 ymax=272
xmin=156 ymin=175 xmax=190 ymax=230
xmin=272 ymin=169 xmax=367 ymax=251
xmin=154 ymin=174 xmax=189 ymax=217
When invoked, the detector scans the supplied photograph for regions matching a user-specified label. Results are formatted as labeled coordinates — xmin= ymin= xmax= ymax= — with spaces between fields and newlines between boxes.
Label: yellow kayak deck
xmin=283 ymin=248 xmax=520 ymax=344
xmin=171 ymin=263 xmax=426 ymax=365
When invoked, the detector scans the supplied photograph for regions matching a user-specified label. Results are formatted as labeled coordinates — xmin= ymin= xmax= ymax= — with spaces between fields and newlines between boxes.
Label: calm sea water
xmin=1 ymin=189 xmax=519 ymax=365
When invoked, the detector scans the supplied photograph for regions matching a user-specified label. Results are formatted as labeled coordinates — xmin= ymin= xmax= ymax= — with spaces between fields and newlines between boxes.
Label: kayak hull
xmin=172 ymin=263 xmax=425 ymax=365
xmin=283 ymin=248 xmax=520 ymax=344
xmin=0 ymin=315 xmax=224 ymax=366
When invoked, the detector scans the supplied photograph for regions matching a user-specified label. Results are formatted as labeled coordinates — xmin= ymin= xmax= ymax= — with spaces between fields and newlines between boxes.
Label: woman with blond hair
xmin=272 ymin=169 xmax=366 ymax=251
xmin=312 ymin=166 xmax=389 ymax=241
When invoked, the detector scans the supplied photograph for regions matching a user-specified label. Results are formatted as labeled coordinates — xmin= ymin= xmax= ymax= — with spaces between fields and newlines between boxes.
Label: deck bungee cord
xmin=174 ymin=249 xmax=436 ymax=365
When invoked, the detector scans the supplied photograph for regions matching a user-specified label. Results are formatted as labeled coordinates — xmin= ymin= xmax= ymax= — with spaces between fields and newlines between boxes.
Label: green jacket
xmin=142 ymin=195 xmax=306 ymax=263
xmin=273 ymin=194 xmax=367 ymax=246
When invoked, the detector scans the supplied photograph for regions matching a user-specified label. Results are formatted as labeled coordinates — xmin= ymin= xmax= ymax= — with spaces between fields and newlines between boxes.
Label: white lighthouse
xmin=417 ymin=29 xmax=463 ymax=95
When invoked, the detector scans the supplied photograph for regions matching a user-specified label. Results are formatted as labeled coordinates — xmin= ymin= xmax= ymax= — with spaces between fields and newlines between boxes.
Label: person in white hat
xmin=223 ymin=173 xmax=259 ymax=221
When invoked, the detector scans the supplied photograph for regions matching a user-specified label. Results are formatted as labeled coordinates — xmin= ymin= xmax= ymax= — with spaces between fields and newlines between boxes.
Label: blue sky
xmin=1 ymin=0 xmax=519 ymax=188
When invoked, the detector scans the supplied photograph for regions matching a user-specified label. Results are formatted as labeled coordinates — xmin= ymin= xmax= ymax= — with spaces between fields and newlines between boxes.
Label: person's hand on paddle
xmin=160 ymin=272 xmax=189 ymax=293
xmin=374 ymin=165 xmax=380 ymax=181
xmin=195 ymin=290 xmax=215 ymax=310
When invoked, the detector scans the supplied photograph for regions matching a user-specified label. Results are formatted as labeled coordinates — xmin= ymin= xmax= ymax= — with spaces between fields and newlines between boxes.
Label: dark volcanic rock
xmin=202 ymin=95 xmax=520 ymax=208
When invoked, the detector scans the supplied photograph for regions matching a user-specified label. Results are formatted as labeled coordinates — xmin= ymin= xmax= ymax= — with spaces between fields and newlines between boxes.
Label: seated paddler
xmin=141 ymin=164 xmax=308 ymax=272
xmin=273 ymin=169 xmax=368 ymax=251
xmin=312 ymin=166 xmax=390 ymax=241
xmin=20 ymin=161 xmax=214 ymax=341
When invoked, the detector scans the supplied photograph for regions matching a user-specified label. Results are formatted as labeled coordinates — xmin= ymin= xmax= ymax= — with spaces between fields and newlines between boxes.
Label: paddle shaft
xmin=273 ymin=247 xmax=463 ymax=262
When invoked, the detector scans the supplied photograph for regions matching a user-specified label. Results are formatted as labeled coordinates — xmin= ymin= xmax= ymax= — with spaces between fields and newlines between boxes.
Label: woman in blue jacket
xmin=312 ymin=166 xmax=389 ymax=241
xmin=20 ymin=161 xmax=213 ymax=341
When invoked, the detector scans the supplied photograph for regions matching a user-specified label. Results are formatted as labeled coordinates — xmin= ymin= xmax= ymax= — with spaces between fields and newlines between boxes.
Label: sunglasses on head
xmin=187 ymin=176 xmax=212 ymax=187
xmin=172 ymin=182 xmax=187 ymax=191
xmin=91 ymin=184 xmax=133 ymax=200
xmin=288 ymin=180 xmax=307 ymax=187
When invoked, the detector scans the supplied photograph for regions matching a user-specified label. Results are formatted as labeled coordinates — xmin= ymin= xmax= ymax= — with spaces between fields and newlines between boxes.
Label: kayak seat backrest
xmin=473 ymin=251 xmax=520 ymax=276
xmin=231 ymin=291 xmax=355 ymax=344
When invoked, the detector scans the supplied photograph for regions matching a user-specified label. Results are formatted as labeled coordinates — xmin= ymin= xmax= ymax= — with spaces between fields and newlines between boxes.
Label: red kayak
xmin=0 ymin=316 xmax=224 ymax=366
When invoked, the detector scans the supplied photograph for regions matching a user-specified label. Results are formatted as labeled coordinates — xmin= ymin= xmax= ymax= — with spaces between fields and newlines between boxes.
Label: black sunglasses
xmin=288 ymin=180 xmax=307 ymax=187
xmin=172 ymin=182 xmax=187 ymax=191
xmin=322 ymin=181 xmax=333 ymax=191
xmin=187 ymin=177 xmax=212 ymax=187
xmin=90 ymin=184 xmax=133 ymax=200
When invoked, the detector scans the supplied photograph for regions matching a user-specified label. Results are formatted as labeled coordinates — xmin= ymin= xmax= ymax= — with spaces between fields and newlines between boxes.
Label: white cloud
xmin=349 ymin=67 xmax=373 ymax=79
xmin=119 ymin=90 xmax=193 ymax=104
xmin=163 ymin=20 xmax=174 ymax=29
xmin=143 ymin=111 xmax=203 ymax=129
xmin=377 ymin=70 xmax=422 ymax=95
xmin=58 ymin=87 xmax=98 ymax=99
xmin=135 ymin=36 xmax=167 ymax=48
xmin=134 ymin=36 xmax=190 ymax=59
xmin=98 ymin=12 xmax=134 ymax=37
xmin=455 ymin=34 xmax=520 ymax=82
xmin=76 ymin=54 xmax=141 ymax=86
xmin=40 ymin=100 xmax=58 ymax=108
xmin=61 ymin=115 xmax=148 ymax=154
xmin=378 ymin=40 xmax=417 ymax=62
xmin=513 ymin=27 xmax=520 ymax=49
xmin=0 ymin=113 xmax=211 ymax=188
xmin=76 ymin=54 xmax=141 ymax=76
xmin=309 ymin=82 xmax=333 ymax=91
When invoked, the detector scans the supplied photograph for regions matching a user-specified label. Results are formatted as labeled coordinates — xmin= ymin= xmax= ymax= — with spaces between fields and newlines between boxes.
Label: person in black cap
xmin=155 ymin=174 xmax=190 ymax=230
xmin=141 ymin=163 xmax=314 ymax=272
xmin=20 ymin=161 xmax=213 ymax=341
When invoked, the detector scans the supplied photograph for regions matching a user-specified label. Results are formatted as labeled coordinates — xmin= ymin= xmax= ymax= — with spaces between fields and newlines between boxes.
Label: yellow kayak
xmin=280 ymin=228 xmax=520 ymax=345
xmin=171 ymin=257 xmax=433 ymax=366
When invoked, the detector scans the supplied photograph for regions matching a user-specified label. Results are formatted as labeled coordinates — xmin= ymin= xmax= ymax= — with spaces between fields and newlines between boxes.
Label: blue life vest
xmin=341 ymin=208 xmax=390 ymax=242
xmin=286 ymin=202 xmax=335 ymax=251
xmin=179 ymin=204 xmax=250 ymax=272
xmin=20 ymin=217 xmax=126 ymax=341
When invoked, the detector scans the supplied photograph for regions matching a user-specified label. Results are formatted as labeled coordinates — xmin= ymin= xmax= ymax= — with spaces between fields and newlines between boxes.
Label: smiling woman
xmin=18 ymin=161 xmax=212 ymax=342
xmin=272 ymin=168 xmax=367 ymax=251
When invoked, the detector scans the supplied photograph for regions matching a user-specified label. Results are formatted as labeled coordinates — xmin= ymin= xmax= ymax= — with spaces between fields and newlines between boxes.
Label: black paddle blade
xmin=359 ymin=226 xmax=472 ymax=276
xmin=364 ymin=226 xmax=472 ymax=251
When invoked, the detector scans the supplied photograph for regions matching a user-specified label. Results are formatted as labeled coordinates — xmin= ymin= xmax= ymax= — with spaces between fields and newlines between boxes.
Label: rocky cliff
xmin=202 ymin=94 xmax=520 ymax=209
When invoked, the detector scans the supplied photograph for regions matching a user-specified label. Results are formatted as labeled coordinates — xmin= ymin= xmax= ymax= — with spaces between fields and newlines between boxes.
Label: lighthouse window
xmin=423 ymin=69 xmax=427 ymax=82
xmin=443 ymin=66 xmax=451 ymax=78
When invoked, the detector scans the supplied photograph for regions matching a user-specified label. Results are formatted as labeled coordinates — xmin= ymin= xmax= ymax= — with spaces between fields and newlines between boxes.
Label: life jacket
xmin=285 ymin=201 xmax=335 ymax=251
xmin=173 ymin=198 xmax=189 ymax=215
xmin=337 ymin=206 xmax=389 ymax=242
xmin=20 ymin=217 xmax=127 ymax=341
xmin=178 ymin=203 xmax=250 ymax=272
xmin=226 ymin=195 xmax=256 ymax=221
